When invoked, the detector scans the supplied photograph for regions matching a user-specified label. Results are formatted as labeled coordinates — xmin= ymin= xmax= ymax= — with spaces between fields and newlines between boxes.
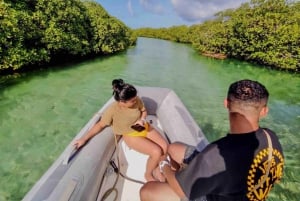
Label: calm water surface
xmin=0 ymin=38 xmax=299 ymax=201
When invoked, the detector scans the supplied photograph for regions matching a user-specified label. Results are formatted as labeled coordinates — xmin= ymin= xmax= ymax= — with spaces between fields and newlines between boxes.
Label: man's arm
xmin=161 ymin=162 xmax=186 ymax=198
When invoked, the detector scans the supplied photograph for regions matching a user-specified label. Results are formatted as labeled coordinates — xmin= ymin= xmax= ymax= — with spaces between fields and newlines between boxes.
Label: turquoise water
xmin=0 ymin=38 xmax=299 ymax=200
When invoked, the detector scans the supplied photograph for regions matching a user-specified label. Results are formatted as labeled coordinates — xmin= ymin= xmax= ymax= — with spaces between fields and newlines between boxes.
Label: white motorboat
xmin=22 ymin=86 xmax=208 ymax=201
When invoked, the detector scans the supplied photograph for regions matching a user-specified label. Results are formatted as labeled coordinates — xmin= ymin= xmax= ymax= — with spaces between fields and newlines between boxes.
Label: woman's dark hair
xmin=112 ymin=79 xmax=137 ymax=101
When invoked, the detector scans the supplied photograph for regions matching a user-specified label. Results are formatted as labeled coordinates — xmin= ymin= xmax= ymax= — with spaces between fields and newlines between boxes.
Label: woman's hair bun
xmin=112 ymin=79 xmax=124 ymax=92
xmin=111 ymin=79 xmax=137 ymax=101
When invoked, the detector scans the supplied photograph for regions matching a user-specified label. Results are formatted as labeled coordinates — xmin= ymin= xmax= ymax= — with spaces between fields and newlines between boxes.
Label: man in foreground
xmin=140 ymin=79 xmax=284 ymax=201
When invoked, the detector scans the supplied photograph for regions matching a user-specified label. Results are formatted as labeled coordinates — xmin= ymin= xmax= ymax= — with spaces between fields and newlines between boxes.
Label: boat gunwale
xmin=22 ymin=86 xmax=208 ymax=201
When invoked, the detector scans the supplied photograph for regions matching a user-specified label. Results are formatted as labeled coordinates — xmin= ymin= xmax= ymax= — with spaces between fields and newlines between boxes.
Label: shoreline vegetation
xmin=0 ymin=0 xmax=137 ymax=76
xmin=202 ymin=52 xmax=227 ymax=60
xmin=1 ymin=0 xmax=299 ymax=76
xmin=134 ymin=0 xmax=299 ymax=73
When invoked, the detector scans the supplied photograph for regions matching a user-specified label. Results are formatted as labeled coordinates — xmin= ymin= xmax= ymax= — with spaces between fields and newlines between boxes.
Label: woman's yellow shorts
xmin=126 ymin=122 xmax=149 ymax=137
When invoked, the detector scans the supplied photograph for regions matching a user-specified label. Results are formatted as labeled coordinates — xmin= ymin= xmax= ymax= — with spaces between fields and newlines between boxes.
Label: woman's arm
xmin=73 ymin=120 xmax=107 ymax=149
xmin=140 ymin=109 xmax=147 ymax=124
xmin=137 ymin=96 xmax=148 ymax=125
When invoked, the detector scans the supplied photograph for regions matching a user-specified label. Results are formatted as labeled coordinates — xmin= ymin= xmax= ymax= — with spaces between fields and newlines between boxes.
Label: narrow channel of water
xmin=0 ymin=38 xmax=299 ymax=200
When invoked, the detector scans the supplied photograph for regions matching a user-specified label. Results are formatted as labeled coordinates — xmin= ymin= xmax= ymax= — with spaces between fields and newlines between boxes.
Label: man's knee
xmin=140 ymin=181 xmax=181 ymax=201
xmin=168 ymin=142 xmax=186 ymax=162
xmin=140 ymin=182 xmax=153 ymax=201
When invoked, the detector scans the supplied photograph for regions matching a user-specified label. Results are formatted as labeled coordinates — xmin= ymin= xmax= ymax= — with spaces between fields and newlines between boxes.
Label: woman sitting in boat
xmin=74 ymin=78 xmax=168 ymax=181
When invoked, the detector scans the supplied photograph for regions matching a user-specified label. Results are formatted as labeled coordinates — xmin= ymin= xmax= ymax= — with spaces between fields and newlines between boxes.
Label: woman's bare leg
xmin=146 ymin=126 xmax=168 ymax=154
xmin=123 ymin=135 xmax=165 ymax=181
xmin=146 ymin=126 xmax=169 ymax=181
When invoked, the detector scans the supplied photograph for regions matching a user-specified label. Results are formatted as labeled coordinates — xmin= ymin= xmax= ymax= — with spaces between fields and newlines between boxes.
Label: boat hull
xmin=22 ymin=86 xmax=208 ymax=201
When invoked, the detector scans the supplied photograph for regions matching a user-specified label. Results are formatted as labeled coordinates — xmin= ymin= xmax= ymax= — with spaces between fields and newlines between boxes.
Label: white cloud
xmin=171 ymin=0 xmax=248 ymax=22
xmin=139 ymin=0 xmax=165 ymax=15
xmin=127 ymin=0 xmax=134 ymax=16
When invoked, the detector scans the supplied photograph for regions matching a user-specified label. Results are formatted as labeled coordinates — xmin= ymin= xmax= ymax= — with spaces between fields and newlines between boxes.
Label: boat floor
xmin=96 ymin=143 xmax=147 ymax=201
xmin=97 ymin=115 xmax=163 ymax=201
xmin=120 ymin=143 xmax=147 ymax=201
xmin=22 ymin=88 xmax=209 ymax=201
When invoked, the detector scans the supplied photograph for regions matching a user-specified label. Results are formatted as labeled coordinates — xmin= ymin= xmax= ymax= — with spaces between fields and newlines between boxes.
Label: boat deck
xmin=22 ymin=87 xmax=208 ymax=201
xmin=97 ymin=115 xmax=163 ymax=201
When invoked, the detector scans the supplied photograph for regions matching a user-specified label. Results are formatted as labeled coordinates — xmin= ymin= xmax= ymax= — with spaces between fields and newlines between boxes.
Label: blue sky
xmin=96 ymin=0 xmax=249 ymax=28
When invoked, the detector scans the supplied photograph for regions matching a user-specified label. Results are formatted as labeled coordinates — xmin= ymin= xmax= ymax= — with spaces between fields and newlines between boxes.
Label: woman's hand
xmin=135 ymin=118 xmax=146 ymax=126
xmin=73 ymin=138 xmax=86 ymax=149
xmin=73 ymin=120 xmax=106 ymax=149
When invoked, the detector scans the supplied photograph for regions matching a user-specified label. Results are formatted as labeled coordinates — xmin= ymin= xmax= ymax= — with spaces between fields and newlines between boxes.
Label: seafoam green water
xmin=0 ymin=38 xmax=299 ymax=201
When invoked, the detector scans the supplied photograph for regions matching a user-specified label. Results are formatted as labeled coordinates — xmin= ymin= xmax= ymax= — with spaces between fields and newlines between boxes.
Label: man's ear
xmin=260 ymin=106 xmax=269 ymax=118
xmin=224 ymin=99 xmax=228 ymax=108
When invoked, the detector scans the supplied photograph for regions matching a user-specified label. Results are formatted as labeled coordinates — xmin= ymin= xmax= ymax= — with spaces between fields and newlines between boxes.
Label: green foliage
xmin=226 ymin=0 xmax=299 ymax=70
xmin=37 ymin=0 xmax=91 ymax=55
xmin=0 ymin=1 xmax=21 ymax=69
xmin=83 ymin=1 xmax=134 ymax=54
xmin=134 ymin=0 xmax=299 ymax=72
xmin=135 ymin=26 xmax=191 ymax=43
xmin=190 ymin=20 xmax=228 ymax=54
xmin=0 ymin=0 xmax=137 ymax=74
